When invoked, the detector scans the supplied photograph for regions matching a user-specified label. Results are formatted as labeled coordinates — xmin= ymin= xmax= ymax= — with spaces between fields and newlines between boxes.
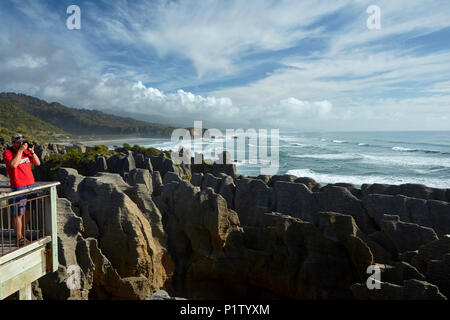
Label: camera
xmin=24 ymin=140 xmax=34 ymax=149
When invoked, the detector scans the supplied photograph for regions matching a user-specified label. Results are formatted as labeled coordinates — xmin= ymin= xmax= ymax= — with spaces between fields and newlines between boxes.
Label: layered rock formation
xmin=1 ymin=142 xmax=448 ymax=300
xmin=38 ymin=168 xmax=174 ymax=299
xmin=155 ymin=172 xmax=449 ymax=300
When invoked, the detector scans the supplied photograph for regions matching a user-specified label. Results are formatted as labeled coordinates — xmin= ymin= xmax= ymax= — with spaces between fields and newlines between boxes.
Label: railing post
xmin=18 ymin=284 xmax=32 ymax=300
xmin=44 ymin=185 xmax=58 ymax=272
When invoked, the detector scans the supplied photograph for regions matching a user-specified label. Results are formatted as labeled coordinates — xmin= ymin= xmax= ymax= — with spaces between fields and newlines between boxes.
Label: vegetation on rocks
xmin=114 ymin=143 xmax=163 ymax=157
xmin=47 ymin=145 xmax=111 ymax=175
xmin=181 ymin=173 xmax=192 ymax=181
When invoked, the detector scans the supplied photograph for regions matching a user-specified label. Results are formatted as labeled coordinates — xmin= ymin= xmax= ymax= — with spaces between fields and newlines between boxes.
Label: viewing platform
xmin=0 ymin=182 xmax=60 ymax=300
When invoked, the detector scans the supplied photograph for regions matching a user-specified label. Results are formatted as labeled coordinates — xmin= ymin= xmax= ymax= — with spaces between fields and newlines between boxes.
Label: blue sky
xmin=0 ymin=0 xmax=450 ymax=130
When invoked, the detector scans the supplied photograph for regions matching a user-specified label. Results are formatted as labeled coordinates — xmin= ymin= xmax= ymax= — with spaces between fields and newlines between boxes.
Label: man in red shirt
xmin=3 ymin=134 xmax=41 ymax=246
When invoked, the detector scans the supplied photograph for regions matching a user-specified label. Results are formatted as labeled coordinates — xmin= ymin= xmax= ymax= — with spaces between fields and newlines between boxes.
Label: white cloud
xmin=96 ymin=0 xmax=351 ymax=76
xmin=275 ymin=98 xmax=332 ymax=119
xmin=1 ymin=0 xmax=450 ymax=131
xmin=61 ymin=75 xmax=329 ymax=128
xmin=7 ymin=54 xmax=47 ymax=69
xmin=426 ymin=81 xmax=450 ymax=93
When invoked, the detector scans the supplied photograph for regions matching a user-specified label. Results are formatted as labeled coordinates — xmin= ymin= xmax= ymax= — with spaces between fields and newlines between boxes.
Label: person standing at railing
xmin=2 ymin=134 xmax=41 ymax=246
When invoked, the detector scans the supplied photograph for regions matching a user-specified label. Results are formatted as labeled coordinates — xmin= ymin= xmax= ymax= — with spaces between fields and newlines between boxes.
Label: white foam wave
xmin=413 ymin=167 xmax=449 ymax=174
xmin=361 ymin=154 xmax=450 ymax=168
xmin=290 ymin=143 xmax=307 ymax=147
xmin=392 ymin=146 xmax=443 ymax=154
xmin=392 ymin=146 xmax=417 ymax=152
xmin=286 ymin=169 xmax=450 ymax=189
xmin=358 ymin=143 xmax=369 ymax=146
xmin=332 ymin=140 xmax=347 ymax=144
xmin=290 ymin=153 xmax=361 ymax=160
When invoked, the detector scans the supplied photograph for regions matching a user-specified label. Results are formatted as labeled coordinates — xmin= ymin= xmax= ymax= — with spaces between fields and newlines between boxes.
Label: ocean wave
xmin=280 ymin=135 xmax=304 ymax=143
xmin=332 ymin=140 xmax=347 ymax=144
xmin=413 ymin=167 xmax=450 ymax=175
xmin=288 ymin=151 xmax=450 ymax=167
xmin=358 ymin=143 xmax=369 ymax=146
xmin=286 ymin=168 xmax=450 ymax=189
xmin=289 ymin=153 xmax=361 ymax=161
xmin=392 ymin=146 xmax=444 ymax=154
xmin=361 ymin=154 xmax=450 ymax=168
xmin=392 ymin=146 xmax=418 ymax=152
xmin=290 ymin=143 xmax=307 ymax=147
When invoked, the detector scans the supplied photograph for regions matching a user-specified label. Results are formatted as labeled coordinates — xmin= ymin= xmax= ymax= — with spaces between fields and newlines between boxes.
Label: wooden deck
xmin=0 ymin=235 xmax=18 ymax=256
xmin=1 ymin=230 xmax=43 ymax=257
xmin=0 ymin=182 xmax=60 ymax=300
xmin=0 ymin=236 xmax=52 ymax=299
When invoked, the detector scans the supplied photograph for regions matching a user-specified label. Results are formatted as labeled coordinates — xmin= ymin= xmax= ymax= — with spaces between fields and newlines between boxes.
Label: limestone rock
xmin=152 ymin=171 xmax=163 ymax=196
xmin=363 ymin=194 xmax=450 ymax=236
xmin=235 ymin=178 xmax=274 ymax=226
xmin=144 ymin=289 xmax=175 ymax=300
xmin=379 ymin=216 xmax=439 ymax=253
xmin=379 ymin=262 xmax=426 ymax=285
xmin=351 ymin=279 xmax=446 ymax=300
xmin=206 ymin=163 xmax=237 ymax=179
xmin=362 ymin=183 xmax=448 ymax=202
xmin=294 ymin=177 xmax=322 ymax=192
xmin=156 ymin=178 xmax=358 ymax=299
xmin=48 ymin=169 xmax=174 ymax=299
xmin=319 ymin=211 xmax=375 ymax=278
xmin=134 ymin=153 xmax=145 ymax=169
xmin=107 ymin=151 xmax=136 ymax=178
xmin=201 ymin=173 xmax=222 ymax=193
xmin=255 ymin=175 xmax=270 ymax=185
xmin=93 ymin=155 xmax=108 ymax=173
xmin=78 ymin=173 xmax=171 ymax=284
xmin=191 ymin=173 xmax=203 ymax=187
xmin=426 ymin=253 xmax=450 ymax=298
xmin=315 ymin=186 xmax=374 ymax=235
xmin=273 ymin=181 xmax=317 ymax=224
xmin=163 ymin=171 xmax=182 ymax=185
xmin=325 ymin=183 xmax=361 ymax=199
xmin=150 ymin=154 xmax=180 ymax=177
xmin=412 ymin=237 xmax=450 ymax=273
xmin=268 ymin=175 xmax=298 ymax=186
xmin=399 ymin=250 xmax=419 ymax=265
xmin=127 ymin=168 xmax=153 ymax=193
xmin=218 ymin=175 xmax=235 ymax=210
xmin=38 ymin=198 xmax=93 ymax=300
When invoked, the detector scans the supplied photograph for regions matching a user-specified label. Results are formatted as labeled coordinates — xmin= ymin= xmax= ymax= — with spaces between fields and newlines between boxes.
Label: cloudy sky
xmin=0 ymin=0 xmax=450 ymax=131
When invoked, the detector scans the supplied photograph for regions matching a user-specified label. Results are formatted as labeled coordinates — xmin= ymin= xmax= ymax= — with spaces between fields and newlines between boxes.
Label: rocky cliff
xmin=1 ymin=142 xmax=449 ymax=300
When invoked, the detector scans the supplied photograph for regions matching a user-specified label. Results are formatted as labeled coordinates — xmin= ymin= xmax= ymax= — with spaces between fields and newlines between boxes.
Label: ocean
xmin=81 ymin=131 xmax=450 ymax=189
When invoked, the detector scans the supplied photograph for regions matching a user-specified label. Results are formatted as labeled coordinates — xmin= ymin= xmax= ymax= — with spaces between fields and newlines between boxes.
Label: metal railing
xmin=0 ymin=182 xmax=59 ymax=257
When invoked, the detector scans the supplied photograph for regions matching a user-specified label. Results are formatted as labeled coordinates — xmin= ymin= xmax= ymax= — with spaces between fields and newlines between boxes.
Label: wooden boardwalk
xmin=0 ymin=182 xmax=60 ymax=300
xmin=1 ymin=231 xmax=42 ymax=257
xmin=0 ymin=235 xmax=18 ymax=256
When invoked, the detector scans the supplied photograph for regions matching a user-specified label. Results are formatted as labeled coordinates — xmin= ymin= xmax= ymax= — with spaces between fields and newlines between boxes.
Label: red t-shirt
xmin=3 ymin=148 xmax=37 ymax=188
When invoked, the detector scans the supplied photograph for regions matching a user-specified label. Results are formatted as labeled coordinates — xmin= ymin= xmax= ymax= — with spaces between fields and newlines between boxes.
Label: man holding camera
xmin=2 ymin=133 xmax=41 ymax=246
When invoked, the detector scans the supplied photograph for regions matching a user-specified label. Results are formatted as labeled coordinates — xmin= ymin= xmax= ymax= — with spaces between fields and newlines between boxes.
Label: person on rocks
xmin=3 ymin=134 xmax=41 ymax=247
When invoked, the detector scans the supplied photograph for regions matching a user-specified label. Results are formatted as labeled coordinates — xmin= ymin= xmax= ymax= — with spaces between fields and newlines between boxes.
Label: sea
xmin=81 ymin=131 xmax=450 ymax=189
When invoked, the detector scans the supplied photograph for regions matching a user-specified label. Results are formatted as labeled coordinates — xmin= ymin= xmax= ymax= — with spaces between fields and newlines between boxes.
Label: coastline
xmin=48 ymin=131 xmax=450 ymax=189
xmin=78 ymin=136 xmax=164 ymax=146
xmin=1 ymin=137 xmax=449 ymax=300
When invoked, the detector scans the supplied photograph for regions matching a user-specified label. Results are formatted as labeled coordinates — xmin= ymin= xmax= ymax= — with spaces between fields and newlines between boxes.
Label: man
xmin=3 ymin=133 xmax=41 ymax=246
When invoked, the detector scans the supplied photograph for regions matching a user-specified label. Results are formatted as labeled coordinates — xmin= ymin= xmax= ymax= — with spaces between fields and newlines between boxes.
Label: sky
xmin=0 ymin=0 xmax=450 ymax=131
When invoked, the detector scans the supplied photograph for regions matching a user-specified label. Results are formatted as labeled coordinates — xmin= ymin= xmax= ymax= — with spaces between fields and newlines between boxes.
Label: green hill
xmin=0 ymin=92 xmax=177 ymax=137
xmin=0 ymin=100 xmax=67 ymax=143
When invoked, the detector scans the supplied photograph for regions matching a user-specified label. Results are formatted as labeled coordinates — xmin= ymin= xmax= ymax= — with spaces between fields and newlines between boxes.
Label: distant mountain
xmin=0 ymin=99 xmax=66 ymax=143
xmin=0 ymin=93 xmax=178 ymax=138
